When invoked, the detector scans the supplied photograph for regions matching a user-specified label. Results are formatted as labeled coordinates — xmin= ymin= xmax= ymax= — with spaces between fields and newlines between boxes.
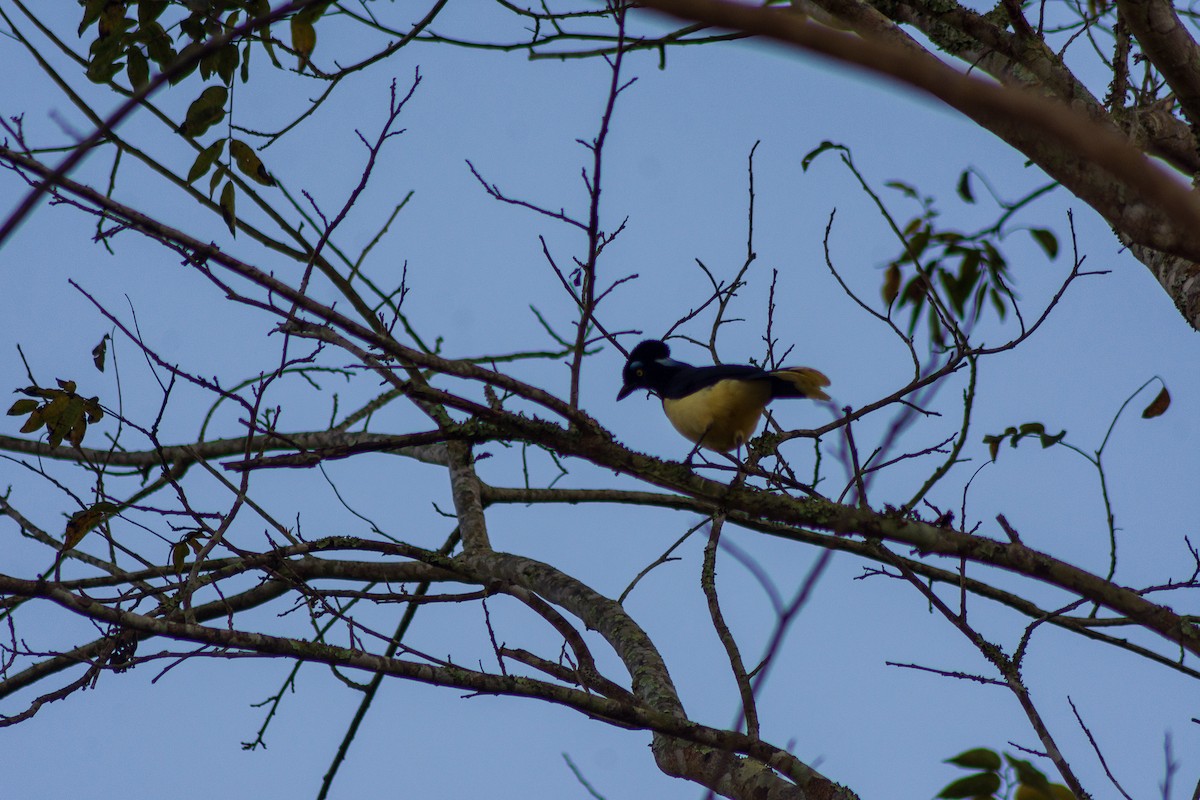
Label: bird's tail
xmin=768 ymin=367 xmax=831 ymax=401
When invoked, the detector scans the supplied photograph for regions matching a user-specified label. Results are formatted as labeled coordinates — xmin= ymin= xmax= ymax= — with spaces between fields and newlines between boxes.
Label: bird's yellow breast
xmin=661 ymin=379 xmax=772 ymax=452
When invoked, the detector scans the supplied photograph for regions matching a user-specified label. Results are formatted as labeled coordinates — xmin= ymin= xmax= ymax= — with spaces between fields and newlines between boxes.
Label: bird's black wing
xmin=660 ymin=364 xmax=770 ymax=399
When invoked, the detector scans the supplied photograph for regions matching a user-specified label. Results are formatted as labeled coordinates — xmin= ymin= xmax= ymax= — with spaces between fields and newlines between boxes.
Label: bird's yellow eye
xmin=635 ymin=368 xmax=644 ymax=377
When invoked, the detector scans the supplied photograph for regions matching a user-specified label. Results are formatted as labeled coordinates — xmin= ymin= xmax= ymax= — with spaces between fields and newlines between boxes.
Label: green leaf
xmin=98 ymin=2 xmax=130 ymax=39
xmin=180 ymin=12 xmax=205 ymax=41
xmin=126 ymin=45 xmax=149 ymax=90
xmin=989 ymin=287 xmax=1008 ymax=320
xmin=216 ymin=43 xmax=239 ymax=85
xmin=19 ymin=407 xmax=45 ymax=434
xmin=256 ymin=0 xmax=281 ymax=69
xmin=199 ymin=49 xmax=218 ymax=81
xmin=291 ymin=14 xmax=316 ymax=71
xmin=1015 ymin=786 xmax=1053 ymax=800
xmin=7 ymin=398 xmax=39 ymax=416
xmin=78 ymin=0 xmax=107 ymax=36
xmin=173 ymin=530 xmax=210 ymax=571
xmin=90 ymin=30 xmax=124 ymax=62
xmin=1006 ymin=755 xmax=1049 ymax=789
xmin=904 ymin=227 xmax=931 ymax=264
xmin=939 ymin=270 xmax=962 ymax=315
xmin=900 ymin=274 xmax=928 ymax=305
xmin=800 ymin=140 xmax=845 ymax=171
xmin=1029 ymin=228 xmax=1059 ymax=259
xmin=86 ymin=53 xmax=124 ymax=84
xmin=181 ymin=85 xmax=228 ymax=138
xmin=902 ymin=282 xmax=925 ymax=334
xmin=882 ymin=263 xmax=901 ymax=306
xmin=219 ymin=179 xmax=237 ymax=236
xmin=945 ymin=747 xmax=1001 ymax=770
xmin=240 ymin=41 xmax=252 ymax=83
xmin=66 ymin=402 xmax=89 ymax=448
xmin=958 ymin=248 xmax=981 ymax=287
xmin=187 ymin=138 xmax=226 ymax=184
xmin=984 ymin=434 xmax=1001 ymax=462
xmin=937 ymin=771 xmax=1001 ymax=798
xmin=141 ymin=22 xmax=174 ymax=67
xmin=885 ymin=180 xmax=919 ymax=199
xmin=169 ymin=41 xmax=205 ymax=85
xmin=229 ymin=139 xmax=275 ymax=186
xmin=945 ymin=260 xmax=978 ymax=316
xmin=83 ymin=396 xmax=103 ymax=424
xmin=41 ymin=394 xmax=71 ymax=429
xmin=1039 ymin=430 xmax=1066 ymax=448
xmin=209 ymin=164 xmax=226 ymax=197
xmin=981 ymin=239 xmax=1006 ymax=270
xmin=139 ymin=0 xmax=168 ymax=25
xmin=171 ymin=541 xmax=189 ymax=572
xmin=47 ymin=397 xmax=84 ymax=448
xmin=956 ymin=170 xmax=975 ymax=203
xmin=971 ymin=281 xmax=988 ymax=323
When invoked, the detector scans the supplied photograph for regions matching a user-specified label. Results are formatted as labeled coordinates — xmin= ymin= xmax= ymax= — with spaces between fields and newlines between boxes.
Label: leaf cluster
xmin=170 ymin=529 xmax=211 ymax=572
xmin=188 ymin=136 xmax=274 ymax=186
xmin=883 ymin=174 xmax=1057 ymax=347
xmin=982 ymin=422 xmax=1067 ymax=462
xmin=7 ymin=379 xmax=104 ymax=449
xmin=801 ymin=142 xmax=1059 ymax=348
xmin=938 ymin=748 xmax=1075 ymax=800
xmin=983 ymin=385 xmax=1170 ymax=461
xmin=77 ymin=1 xmax=292 ymax=236
xmin=78 ymin=0 xmax=268 ymax=88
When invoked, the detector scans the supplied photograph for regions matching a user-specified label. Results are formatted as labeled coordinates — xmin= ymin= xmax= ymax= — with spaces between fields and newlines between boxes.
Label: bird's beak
xmin=616 ymin=384 xmax=634 ymax=401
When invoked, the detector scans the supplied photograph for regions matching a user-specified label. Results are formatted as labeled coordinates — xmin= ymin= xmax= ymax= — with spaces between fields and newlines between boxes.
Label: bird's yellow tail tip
xmin=772 ymin=367 xmax=831 ymax=401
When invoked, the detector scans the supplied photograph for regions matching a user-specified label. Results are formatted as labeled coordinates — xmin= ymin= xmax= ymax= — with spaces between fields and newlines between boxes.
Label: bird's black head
xmin=617 ymin=339 xmax=673 ymax=400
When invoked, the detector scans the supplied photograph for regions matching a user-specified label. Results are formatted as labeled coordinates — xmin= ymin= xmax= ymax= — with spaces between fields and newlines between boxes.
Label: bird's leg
xmin=683 ymin=438 xmax=705 ymax=467
xmin=683 ymin=423 xmax=718 ymax=467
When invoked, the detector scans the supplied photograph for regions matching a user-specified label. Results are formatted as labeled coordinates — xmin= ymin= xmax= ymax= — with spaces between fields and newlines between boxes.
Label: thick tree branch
xmin=1118 ymin=0 xmax=1200 ymax=129
xmin=0 ymin=431 xmax=449 ymax=469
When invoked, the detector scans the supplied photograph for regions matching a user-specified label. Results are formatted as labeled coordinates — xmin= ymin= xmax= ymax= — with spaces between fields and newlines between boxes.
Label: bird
xmin=616 ymin=339 xmax=830 ymax=453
